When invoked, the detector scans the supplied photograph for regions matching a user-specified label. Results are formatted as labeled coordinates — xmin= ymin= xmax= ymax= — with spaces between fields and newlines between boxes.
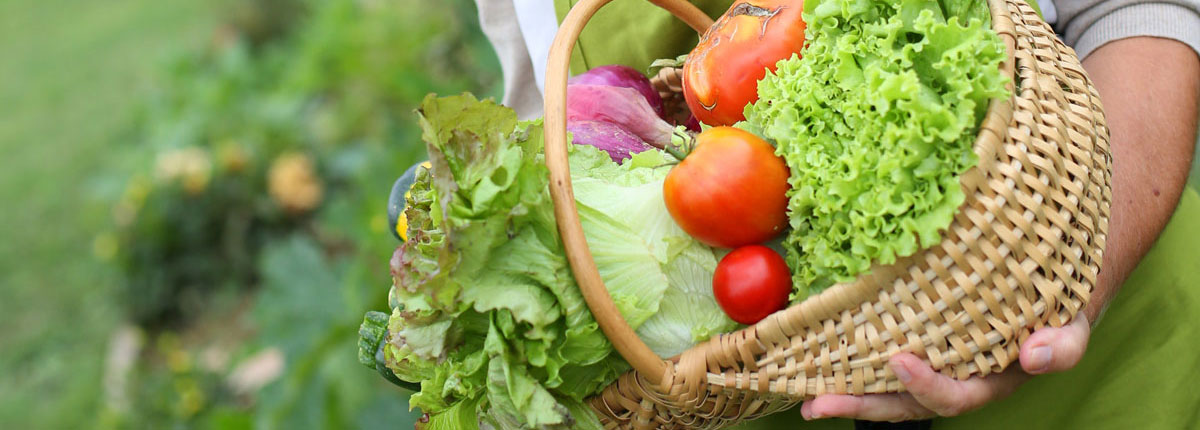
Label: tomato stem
xmin=664 ymin=129 xmax=695 ymax=161
xmin=664 ymin=142 xmax=688 ymax=161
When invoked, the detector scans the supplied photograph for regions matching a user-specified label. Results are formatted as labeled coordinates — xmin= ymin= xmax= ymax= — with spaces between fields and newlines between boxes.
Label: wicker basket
xmin=541 ymin=0 xmax=1111 ymax=427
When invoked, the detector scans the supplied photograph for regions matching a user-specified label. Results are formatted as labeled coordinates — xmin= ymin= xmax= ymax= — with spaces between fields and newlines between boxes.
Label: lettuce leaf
xmin=374 ymin=94 xmax=734 ymax=429
xmin=571 ymin=149 xmax=736 ymax=358
xmin=745 ymin=0 xmax=1007 ymax=298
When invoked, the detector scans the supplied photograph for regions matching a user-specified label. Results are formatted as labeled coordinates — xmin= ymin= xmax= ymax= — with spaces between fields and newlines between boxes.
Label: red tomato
xmin=683 ymin=0 xmax=807 ymax=126
xmin=663 ymin=127 xmax=789 ymax=249
xmin=713 ymin=245 xmax=792 ymax=324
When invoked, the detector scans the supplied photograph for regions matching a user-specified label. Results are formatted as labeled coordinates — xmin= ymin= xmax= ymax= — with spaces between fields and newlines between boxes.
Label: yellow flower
xmin=125 ymin=177 xmax=150 ymax=206
xmin=216 ymin=140 xmax=250 ymax=173
xmin=166 ymin=348 xmax=192 ymax=374
xmin=155 ymin=147 xmax=212 ymax=195
xmin=175 ymin=378 xmax=205 ymax=418
xmin=268 ymin=152 xmax=323 ymax=214
xmin=113 ymin=177 xmax=151 ymax=227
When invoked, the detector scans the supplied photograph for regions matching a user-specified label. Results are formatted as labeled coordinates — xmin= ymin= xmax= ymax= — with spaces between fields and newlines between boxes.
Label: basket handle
xmin=544 ymin=0 xmax=714 ymax=386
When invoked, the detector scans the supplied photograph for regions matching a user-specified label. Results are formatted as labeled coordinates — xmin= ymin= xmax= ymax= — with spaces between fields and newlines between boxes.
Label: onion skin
xmin=569 ymin=65 xmax=665 ymax=119
xmin=566 ymin=84 xmax=675 ymax=149
xmin=567 ymin=120 xmax=653 ymax=162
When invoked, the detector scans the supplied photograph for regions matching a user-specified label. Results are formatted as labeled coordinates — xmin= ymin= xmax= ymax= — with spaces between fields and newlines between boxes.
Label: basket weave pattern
xmin=542 ymin=0 xmax=1111 ymax=427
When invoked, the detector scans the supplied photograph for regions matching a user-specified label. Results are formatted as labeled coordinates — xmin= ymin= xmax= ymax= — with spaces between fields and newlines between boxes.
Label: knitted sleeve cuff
xmin=1073 ymin=2 xmax=1200 ymax=60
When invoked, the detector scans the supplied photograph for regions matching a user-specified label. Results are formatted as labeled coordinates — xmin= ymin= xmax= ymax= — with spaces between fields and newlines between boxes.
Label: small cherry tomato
xmin=713 ymin=245 xmax=792 ymax=324
xmin=683 ymin=0 xmax=807 ymax=126
xmin=663 ymin=126 xmax=789 ymax=249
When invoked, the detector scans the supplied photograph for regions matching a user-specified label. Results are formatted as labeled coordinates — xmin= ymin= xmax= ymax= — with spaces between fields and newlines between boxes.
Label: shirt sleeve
xmin=474 ymin=0 xmax=546 ymax=120
xmin=1052 ymin=0 xmax=1200 ymax=60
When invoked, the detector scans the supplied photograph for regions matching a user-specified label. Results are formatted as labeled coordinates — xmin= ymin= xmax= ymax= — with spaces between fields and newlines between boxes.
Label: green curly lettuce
xmin=744 ymin=0 xmax=1009 ymax=298
xmin=369 ymin=94 xmax=735 ymax=430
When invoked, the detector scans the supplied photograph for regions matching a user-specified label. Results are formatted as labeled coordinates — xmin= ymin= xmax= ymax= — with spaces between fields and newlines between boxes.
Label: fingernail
xmin=892 ymin=361 xmax=912 ymax=384
xmin=1029 ymin=346 xmax=1052 ymax=373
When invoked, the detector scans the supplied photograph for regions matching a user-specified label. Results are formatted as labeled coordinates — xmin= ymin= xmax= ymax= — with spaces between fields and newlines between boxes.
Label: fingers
xmin=802 ymin=353 xmax=1029 ymax=421
xmin=800 ymin=324 xmax=1087 ymax=424
xmin=887 ymin=353 xmax=973 ymax=416
xmin=1020 ymin=315 xmax=1091 ymax=375
xmin=890 ymin=353 xmax=1029 ymax=416
xmin=802 ymin=393 xmax=933 ymax=422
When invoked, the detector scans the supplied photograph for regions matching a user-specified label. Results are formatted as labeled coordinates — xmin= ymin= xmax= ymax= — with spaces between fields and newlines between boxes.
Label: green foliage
xmin=104 ymin=332 xmax=245 ymax=430
xmin=101 ymin=0 xmax=502 ymax=427
xmin=218 ymin=0 xmax=309 ymax=47
xmin=110 ymin=0 xmax=500 ymax=325
xmin=0 ymin=0 xmax=219 ymax=428
xmin=251 ymin=236 xmax=420 ymax=430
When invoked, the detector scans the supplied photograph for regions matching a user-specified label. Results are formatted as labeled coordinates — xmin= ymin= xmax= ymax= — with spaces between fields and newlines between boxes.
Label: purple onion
xmin=568 ymin=65 xmax=665 ymax=119
xmin=567 ymin=120 xmax=652 ymax=162
xmin=566 ymin=84 xmax=675 ymax=149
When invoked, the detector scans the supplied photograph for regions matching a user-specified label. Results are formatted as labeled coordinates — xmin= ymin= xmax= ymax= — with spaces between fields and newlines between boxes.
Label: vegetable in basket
xmin=663 ymin=126 xmax=790 ymax=249
xmin=565 ymin=65 xmax=677 ymax=161
xmin=743 ymin=0 xmax=1009 ymax=299
xmin=568 ymin=64 xmax=667 ymax=120
xmin=566 ymin=84 xmax=675 ymax=149
xmin=683 ymin=0 xmax=807 ymax=126
xmin=360 ymin=94 xmax=736 ymax=429
xmin=565 ymin=120 xmax=651 ymax=163
xmin=713 ymin=245 xmax=792 ymax=324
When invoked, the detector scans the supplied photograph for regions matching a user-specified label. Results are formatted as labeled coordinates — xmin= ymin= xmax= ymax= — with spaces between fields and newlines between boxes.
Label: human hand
xmin=799 ymin=315 xmax=1091 ymax=421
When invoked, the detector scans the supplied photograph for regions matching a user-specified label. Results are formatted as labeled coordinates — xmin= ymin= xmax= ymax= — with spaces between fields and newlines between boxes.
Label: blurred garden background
xmin=2 ymin=0 xmax=1199 ymax=429
xmin=0 ymin=0 xmax=498 ymax=427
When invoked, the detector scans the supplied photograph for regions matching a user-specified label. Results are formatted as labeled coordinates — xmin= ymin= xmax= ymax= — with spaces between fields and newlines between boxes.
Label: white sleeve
xmin=513 ymin=0 xmax=559 ymax=96
xmin=474 ymin=0 xmax=553 ymax=120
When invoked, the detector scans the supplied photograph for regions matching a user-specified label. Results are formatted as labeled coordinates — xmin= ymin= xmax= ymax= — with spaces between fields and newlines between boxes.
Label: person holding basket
xmin=469 ymin=0 xmax=1199 ymax=427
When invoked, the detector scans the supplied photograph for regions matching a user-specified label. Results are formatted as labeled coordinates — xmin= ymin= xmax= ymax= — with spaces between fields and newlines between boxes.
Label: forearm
xmin=1080 ymin=37 xmax=1200 ymax=322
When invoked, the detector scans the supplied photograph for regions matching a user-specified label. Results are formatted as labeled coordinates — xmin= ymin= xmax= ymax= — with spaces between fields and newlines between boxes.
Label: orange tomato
xmin=683 ymin=0 xmax=807 ymax=126
xmin=663 ymin=127 xmax=790 ymax=248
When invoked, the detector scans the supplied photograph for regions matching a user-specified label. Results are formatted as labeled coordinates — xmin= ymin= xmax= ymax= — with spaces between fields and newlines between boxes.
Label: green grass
xmin=0 ymin=0 xmax=217 ymax=426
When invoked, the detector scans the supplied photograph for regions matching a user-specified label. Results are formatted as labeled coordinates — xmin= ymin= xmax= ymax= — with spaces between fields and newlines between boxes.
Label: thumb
xmin=1020 ymin=314 xmax=1091 ymax=375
